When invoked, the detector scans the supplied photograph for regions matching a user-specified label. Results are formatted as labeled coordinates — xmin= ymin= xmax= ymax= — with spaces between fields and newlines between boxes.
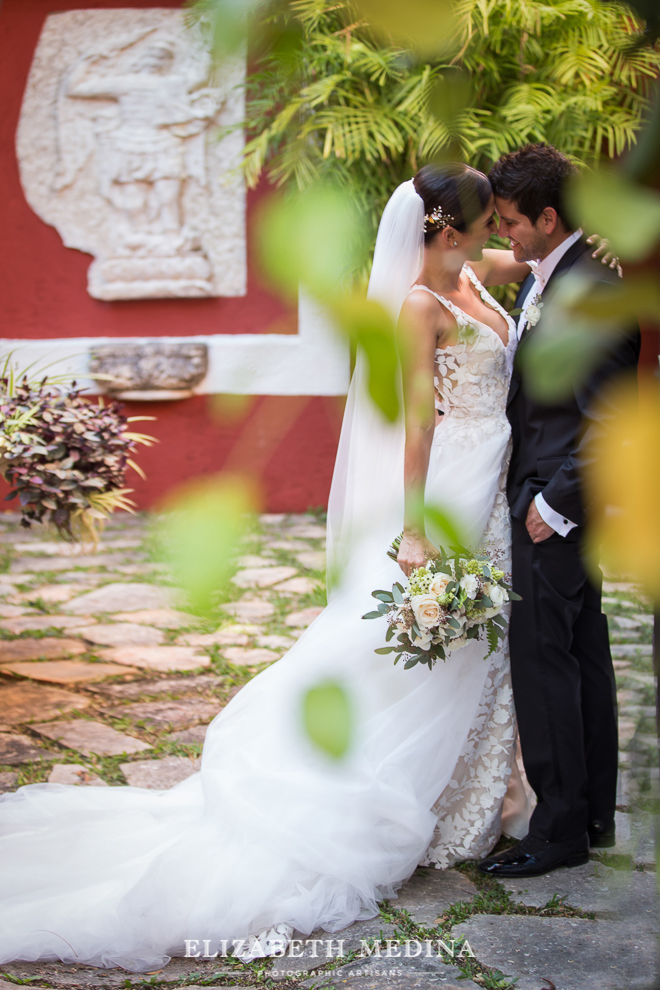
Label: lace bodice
xmin=410 ymin=265 xmax=517 ymax=431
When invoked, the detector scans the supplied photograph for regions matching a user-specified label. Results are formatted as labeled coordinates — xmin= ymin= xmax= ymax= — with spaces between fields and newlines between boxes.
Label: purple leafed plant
xmin=0 ymin=377 xmax=156 ymax=541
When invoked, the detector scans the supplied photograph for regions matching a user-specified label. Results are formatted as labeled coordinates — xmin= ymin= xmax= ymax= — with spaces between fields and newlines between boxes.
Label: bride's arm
xmin=469 ymin=249 xmax=531 ymax=287
xmin=395 ymin=292 xmax=448 ymax=577
xmin=471 ymin=239 xmax=622 ymax=287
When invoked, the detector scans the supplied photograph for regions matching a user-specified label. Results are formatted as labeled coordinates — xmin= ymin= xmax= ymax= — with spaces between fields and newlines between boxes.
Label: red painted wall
xmin=0 ymin=0 xmax=343 ymax=511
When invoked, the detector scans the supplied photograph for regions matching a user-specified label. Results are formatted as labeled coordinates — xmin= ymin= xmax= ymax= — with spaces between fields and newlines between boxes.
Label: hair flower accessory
xmin=423 ymin=205 xmax=455 ymax=233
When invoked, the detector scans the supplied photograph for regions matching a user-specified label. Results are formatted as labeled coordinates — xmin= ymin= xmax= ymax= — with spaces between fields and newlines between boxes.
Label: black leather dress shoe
xmin=588 ymin=819 xmax=616 ymax=848
xmin=478 ymin=832 xmax=589 ymax=877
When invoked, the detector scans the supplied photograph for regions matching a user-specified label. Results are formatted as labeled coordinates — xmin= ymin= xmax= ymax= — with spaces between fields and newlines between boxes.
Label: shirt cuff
xmin=534 ymin=493 xmax=577 ymax=538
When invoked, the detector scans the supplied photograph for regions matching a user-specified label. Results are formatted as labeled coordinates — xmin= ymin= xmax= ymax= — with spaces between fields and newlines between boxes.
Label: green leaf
xmin=302 ymin=680 xmax=353 ymax=760
xmin=404 ymin=657 xmax=419 ymax=669
xmin=508 ymin=590 xmax=523 ymax=601
xmin=374 ymin=646 xmax=396 ymax=654
xmin=571 ymin=276 xmax=660 ymax=326
xmin=521 ymin=319 xmax=618 ymax=404
xmin=424 ymin=505 xmax=466 ymax=549
xmin=354 ymin=0 xmax=455 ymax=55
xmin=385 ymin=624 xmax=395 ymax=642
xmin=567 ymin=167 xmax=660 ymax=263
xmin=392 ymin=583 xmax=405 ymax=604
xmin=362 ymin=610 xmax=384 ymax=620
xmin=256 ymin=184 xmax=363 ymax=301
xmin=447 ymin=616 xmax=462 ymax=629
xmin=333 ymin=296 xmax=401 ymax=423
xmin=157 ymin=473 xmax=259 ymax=618
xmin=372 ymin=590 xmax=393 ymax=602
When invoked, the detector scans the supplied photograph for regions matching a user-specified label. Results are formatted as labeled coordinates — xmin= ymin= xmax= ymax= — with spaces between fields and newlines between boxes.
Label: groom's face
xmin=494 ymin=197 xmax=550 ymax=263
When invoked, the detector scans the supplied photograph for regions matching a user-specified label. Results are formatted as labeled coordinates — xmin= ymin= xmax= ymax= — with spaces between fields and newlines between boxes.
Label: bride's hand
xmin=586 ymin=235 xmax=623 ymax=277
xmin=397 ymin=531 xmax=435 ymax=577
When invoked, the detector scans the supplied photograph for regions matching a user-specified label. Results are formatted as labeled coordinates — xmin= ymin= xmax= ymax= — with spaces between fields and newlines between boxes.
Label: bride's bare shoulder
xmin=399 ymin=288 xmax=452 ymax=334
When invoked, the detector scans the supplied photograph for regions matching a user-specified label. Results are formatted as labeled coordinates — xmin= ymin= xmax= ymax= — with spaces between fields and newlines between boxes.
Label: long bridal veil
xmin=327 ymin=179 xmax=424 ymax=588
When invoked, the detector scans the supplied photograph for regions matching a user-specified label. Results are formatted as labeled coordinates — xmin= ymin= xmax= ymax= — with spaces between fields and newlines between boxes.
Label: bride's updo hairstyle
xmin=414 ymin=163 xmax=492 ymax=245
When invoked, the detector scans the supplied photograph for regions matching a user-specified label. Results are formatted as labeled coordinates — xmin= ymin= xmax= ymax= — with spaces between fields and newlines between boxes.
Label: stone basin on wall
xmin=89 ymin=342 xmax=208 ymax=400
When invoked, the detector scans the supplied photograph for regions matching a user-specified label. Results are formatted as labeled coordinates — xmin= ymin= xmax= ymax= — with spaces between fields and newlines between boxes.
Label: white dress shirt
xmin=517 ymin=227 xmax=583 ymax=339
xmin=519 ymin=228 xmax=583 ymax=537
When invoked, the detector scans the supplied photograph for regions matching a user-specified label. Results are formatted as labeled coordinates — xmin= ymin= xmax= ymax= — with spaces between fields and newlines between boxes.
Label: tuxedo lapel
xmin=507 ymin=272 xmax=535 ymax=407
xmin=507 ymin=237 xmax=589 ymax=409
xmin=514 ymin=272 xmax=535 ymax=338
xmin=517 ymin=238 xmax=590 ymax=347
xmin=540 ymin=236 xmax=589 ymax=296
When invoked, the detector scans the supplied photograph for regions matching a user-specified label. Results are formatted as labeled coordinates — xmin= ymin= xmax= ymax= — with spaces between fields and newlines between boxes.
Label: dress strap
xmin=463 ymin=265 xmax=512 ymax=324
xmin=408 ymin=284 xmax=443 ymax=302
xmin=408 ymin=284 xmax=468 ymax=325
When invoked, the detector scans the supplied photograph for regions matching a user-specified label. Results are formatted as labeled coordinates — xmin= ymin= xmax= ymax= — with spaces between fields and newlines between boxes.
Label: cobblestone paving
xmin=0 ymin=511 xmax=657 ymax=990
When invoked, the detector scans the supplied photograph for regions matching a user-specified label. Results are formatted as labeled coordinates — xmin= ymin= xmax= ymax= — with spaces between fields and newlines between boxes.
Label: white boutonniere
xmin=525 ymin=295 xmax=544 ymax=327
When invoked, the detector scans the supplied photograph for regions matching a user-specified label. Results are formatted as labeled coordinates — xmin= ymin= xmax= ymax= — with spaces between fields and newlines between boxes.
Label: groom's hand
xmin=526 ymin=501 xmax=555 ymax=543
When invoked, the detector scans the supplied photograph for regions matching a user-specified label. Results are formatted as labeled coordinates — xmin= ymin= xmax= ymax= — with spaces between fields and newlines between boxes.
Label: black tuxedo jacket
xmin=506 ymin=237 xmax=641 ymax=532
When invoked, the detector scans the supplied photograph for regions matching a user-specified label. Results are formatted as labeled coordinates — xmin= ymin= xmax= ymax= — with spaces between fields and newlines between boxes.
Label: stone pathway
xmin=0 ymin=511 xmax=657 ymax=989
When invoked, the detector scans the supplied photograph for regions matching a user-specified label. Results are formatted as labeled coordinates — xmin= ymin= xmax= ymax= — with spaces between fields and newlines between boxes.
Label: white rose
xmin=448 ymin=634 xmax=468 ymax=651
xmin=489 ymin=584 xmax=508 ymax=607
xmin=460 ymin=574 xmax=479 ymax=599
xmin=412 ymin=629 xmax=433 ymax=651
xmin=429 ymin=572 xmax=451 ymax=597
xmin=412 ymin=594 xmax=441 ymax=630
xmin=526 ymin=303 xmax=542 ymax=326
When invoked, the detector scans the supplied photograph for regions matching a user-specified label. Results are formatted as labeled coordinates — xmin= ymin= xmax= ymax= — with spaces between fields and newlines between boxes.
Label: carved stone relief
xmin=17 ymin=10 xmax=246 ymax=301
xmin=89 ymin=342 xmax=208 ymax=400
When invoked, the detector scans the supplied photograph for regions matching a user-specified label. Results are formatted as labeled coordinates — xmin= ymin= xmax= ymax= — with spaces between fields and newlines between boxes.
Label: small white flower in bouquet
xmin=362 ymin=535 xmax=522 ymax=671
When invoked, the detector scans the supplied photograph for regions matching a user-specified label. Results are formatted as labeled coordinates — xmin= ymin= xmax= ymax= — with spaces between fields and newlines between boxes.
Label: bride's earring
xmin=453 ymin=240 xmax=458 ymax=248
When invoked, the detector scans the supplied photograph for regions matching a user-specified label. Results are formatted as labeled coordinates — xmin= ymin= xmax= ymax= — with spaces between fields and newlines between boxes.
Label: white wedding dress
xmin=0 ymin=267 xmax=522 ymax=972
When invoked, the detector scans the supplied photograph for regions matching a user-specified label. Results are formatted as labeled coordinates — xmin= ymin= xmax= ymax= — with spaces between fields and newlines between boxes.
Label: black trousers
xmin=509 ymin=518 xmax=618 ymax=843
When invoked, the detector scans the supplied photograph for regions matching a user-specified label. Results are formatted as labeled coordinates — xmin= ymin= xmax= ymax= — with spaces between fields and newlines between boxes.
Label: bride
xmin=1 ymin=164 xmax=540 ymax=972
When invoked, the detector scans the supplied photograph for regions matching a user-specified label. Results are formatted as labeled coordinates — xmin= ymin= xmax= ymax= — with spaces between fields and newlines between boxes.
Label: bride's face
xmin=455 ymin=197 xmax=497 ymax=261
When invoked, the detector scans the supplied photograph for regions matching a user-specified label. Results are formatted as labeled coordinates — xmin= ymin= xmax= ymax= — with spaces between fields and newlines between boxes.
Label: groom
xmin=479 ymin=143 xmax=640 ymax=877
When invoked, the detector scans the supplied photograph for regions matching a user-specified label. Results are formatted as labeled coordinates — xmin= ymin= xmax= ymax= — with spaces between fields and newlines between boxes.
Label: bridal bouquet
xmin=362 ymin=536 xmax=520 ymax=670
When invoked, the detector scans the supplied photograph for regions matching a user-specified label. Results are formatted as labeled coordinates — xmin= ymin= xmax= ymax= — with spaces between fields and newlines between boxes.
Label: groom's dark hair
xmin=489 ymin=143 xmax=577 ymax=230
